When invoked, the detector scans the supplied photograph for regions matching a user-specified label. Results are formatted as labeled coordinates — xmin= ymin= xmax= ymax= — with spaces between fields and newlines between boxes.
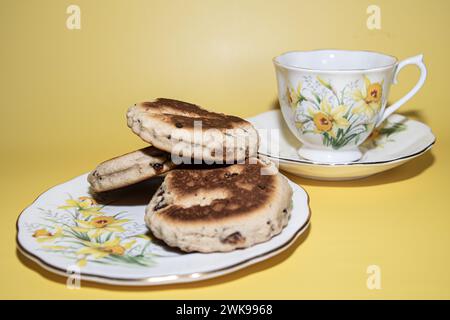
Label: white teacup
xmin=273 ymin=50 xmax=427 ymax=163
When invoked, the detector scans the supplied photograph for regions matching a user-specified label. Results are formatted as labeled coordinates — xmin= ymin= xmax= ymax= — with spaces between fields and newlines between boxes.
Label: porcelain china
xmin=17 ymin=173 xmax=310 ymax=286
xmin=248 ymin=110 xmax=435 ymax=181
xmin=273 ymin=50 xmax=427 ymax=163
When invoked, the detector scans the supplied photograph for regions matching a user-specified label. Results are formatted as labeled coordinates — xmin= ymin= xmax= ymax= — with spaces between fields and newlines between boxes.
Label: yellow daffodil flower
xmin=72 ymin=216 xmax=129 ymax=237
xmin=32 ymin=227 xmax=63 ymax=242
xmin=308 ymin=100 xmax=349 ymax=137
xmin=368 ymin=128 xmax=380 ymax=141
xmin=287 ymin=83 xmax=304 ymax=110
xmin=58 ymin=197 xmax=104 ymax=217
xmin=352 ymin=76 xmax=383 ymax=118
xmin=77 ymin=238 xmax=136 ymax=260
xmin=317 ymin=76 xmax=333 ymax=91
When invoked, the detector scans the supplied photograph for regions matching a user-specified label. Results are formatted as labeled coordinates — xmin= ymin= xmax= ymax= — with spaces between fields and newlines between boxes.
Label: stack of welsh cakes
xmin=88 ymin=98 xmax=293 ymax=253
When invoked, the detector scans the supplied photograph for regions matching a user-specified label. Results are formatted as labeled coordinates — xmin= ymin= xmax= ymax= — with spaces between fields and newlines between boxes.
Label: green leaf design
xmin=379 ymin=122 xmax=406 ymax=137
xmin=312 ymin=92 xmax=322 ymax=105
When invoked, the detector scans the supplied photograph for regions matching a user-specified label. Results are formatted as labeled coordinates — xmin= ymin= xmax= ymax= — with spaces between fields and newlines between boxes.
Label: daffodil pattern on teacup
xmin=288 ymin=75 xmax=385 ymax=149
xmin=287 ymin=83 xmax=305 ymax=112
xmin=30 ymin=196 xmax=155 ymax=267
xmin=352 ymin=76 xmax=383 ymax=118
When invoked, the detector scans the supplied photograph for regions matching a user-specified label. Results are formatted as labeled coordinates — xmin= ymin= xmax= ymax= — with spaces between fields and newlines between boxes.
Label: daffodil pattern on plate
xmin=288 ymin=75 xmax=385 ymax=149
xmin=29 ymin=196 xmax=157 ymax=268
xmin=361 ymin=118 xmax=407 ymax=149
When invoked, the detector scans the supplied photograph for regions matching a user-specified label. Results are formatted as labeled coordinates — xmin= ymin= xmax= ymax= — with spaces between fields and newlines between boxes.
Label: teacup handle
xmin=376 ymin=54 xmax=427 ymax=126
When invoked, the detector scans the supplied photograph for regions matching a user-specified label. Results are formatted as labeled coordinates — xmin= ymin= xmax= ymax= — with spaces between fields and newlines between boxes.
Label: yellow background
xmin=1 ymin=0 xmax=449 ymax=299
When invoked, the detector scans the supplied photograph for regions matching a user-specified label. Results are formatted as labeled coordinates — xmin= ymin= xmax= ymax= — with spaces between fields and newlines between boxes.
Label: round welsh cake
xmin=127 ymin=98 xmax=259 ymax=163
xmin=88 ymin=146 xmax=176 ymax=192
xmin=145 ymin=158 xmax=293 ymax=252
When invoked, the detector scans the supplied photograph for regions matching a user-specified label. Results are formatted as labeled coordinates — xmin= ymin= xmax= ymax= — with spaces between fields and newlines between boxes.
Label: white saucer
xmin=17 ymin=173 xmax=310 ymax=286
xmin=248 ymin=110 xmax=435 ymax=181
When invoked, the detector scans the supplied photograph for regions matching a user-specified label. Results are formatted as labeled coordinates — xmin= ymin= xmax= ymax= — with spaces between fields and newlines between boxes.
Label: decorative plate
xmin=17 ymin=173 xmax=310 ymax=286
xmin=248 ymin=110 xmax=435 ymax=181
